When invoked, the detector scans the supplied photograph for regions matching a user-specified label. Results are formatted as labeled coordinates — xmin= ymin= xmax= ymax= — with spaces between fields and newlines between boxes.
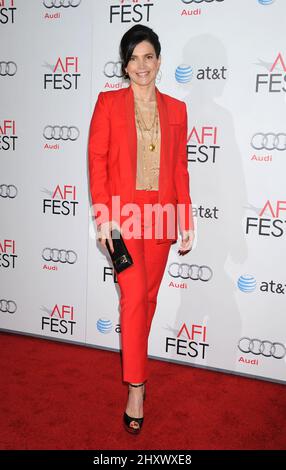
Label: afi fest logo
xmin=246 ymin=200 xmax=286 ymax=238
xmin=41 ymin=304 xmax=76 ymax=336
xmin=187 ymin=126 xmax=220 ymax=164
xmin=109 ymin=0 xmax=154 ymax=24
xmin=43 ymin=57 xmax=80 ymax=90
xmin=166 ymin=323 xmax=209 ymax=360
xmin=0 ymin=120 xmax=17 ymax=151
xmin=0 ymin=239 xmax=17 ymax=269
xmin=42 ymin=185 xmax=78 ymax=216
xmin=0 ymin=0 xmax=16 ymax=24
xmin=256 ymin=53 xmax=286 ymax=93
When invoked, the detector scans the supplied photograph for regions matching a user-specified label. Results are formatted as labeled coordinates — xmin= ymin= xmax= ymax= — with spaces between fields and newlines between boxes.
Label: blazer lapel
xmin=156 ymin=86 xmax=170 ymax=201
xmin=124 ymin=85 xmax=170 ymax=202
xmin=124 ymin=86 xmax=137 ymax=200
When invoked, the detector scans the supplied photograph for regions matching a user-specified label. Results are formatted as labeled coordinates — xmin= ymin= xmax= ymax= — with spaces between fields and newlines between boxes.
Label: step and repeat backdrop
xmin=1 ymin=0 xmax=285 ymax=384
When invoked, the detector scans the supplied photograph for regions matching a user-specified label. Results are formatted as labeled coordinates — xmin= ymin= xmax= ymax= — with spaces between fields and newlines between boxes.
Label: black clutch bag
xmin=105 ymin=228 xmax=133 ymax=274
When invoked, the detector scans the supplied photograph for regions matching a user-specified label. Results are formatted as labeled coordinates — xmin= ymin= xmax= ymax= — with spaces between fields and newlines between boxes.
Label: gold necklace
xmin=135 ymin=101 xmax=158 ymax=151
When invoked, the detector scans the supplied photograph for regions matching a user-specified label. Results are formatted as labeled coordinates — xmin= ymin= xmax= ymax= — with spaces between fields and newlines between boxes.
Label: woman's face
xmin=125 ymin=40 xmax=161 ymax=87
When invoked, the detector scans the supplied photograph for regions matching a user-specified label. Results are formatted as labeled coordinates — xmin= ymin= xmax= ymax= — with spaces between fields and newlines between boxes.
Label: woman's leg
xmin=117 ymin=241 xmax=171 ymax=381
xmin=144 ymin=238 xmax=171 ymax=337
xmin=116 ymin=234 xmax=148 ymax=425
xmin=117 ymin=236 xmax=171 ymax=382
xmin=117 ymin=190 xmax=172 ymax=428
xmin=116 ymin=235 xmax=149 ymax=384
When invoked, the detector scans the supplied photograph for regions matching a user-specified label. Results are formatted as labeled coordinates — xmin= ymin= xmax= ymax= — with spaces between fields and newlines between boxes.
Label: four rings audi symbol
xmin=0 ymin=62 xmax=17 ymax=77
xmin=238 ymin=337 xmax=286 ymax=359
xmin=251 ymin=133 xmax=286 ymax=151
xmin=42 ymin=248 xmax=78 ymax=264
xmin=0 ymin=185 xmax=18 ymax=198
xmin=181 ymin=0 xmax=224 ymax=4
xmin=43 ymin=0 xmax=82 ymax=8
xmin=168 ymin=263 xmax=213 ymax=281
xmin=0 ymin=299 xmax=17 ymax=314
xmin=43 ymin=125 xmax=80 ymax=141
xmin=104 ymin=61 xmax=123 ymax=79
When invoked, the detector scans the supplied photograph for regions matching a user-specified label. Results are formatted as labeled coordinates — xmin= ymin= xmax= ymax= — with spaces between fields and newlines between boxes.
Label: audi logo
xmin=43 ymin=0 xmax=82 ymax=8
xmin=238 ymin=337 xmax=286 ymax=359
xmin=42 ymin=248 xmax=77 ymax=264
xmin=251 ymin=133 xmax=286 ymax=151
xmin=0 ymin=61 xmax=17 ymax=77
xmin=0 ymin=185 xmax=18 ymax=198
xmin=104 ymin=61 xmax=123 ymax=79
xmin=181 ymin=0 xmax=224 ymax=3
xmin=43 ymin=125 xmax=80 ymax=141
xmin=168 ymin=263 xmax=213 ymax=281
xmin=0 ymin=299 xmax=17 ymax=314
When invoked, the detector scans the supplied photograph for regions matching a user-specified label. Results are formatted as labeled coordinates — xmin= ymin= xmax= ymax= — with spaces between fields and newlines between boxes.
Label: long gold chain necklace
xmin=135 ymin=100 xmax=159 ymax=152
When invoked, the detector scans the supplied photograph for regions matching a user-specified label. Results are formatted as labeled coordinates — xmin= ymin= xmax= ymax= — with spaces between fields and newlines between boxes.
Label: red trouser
xmin=116 ymin=189 xmax=172 ymax=384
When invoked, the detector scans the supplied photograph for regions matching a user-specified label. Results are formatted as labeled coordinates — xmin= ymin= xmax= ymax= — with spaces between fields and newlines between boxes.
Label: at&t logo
xmin=96 ymin=318 xmax=120 ymax=335
xmin=97 ymin=318 xmax=113 ymax=334
xmin=258 ymin=0 xmax=275 ymax=5
xmin=175 ymin=65 xmax=193 ymax=83
xmin=175 ymin=63 xmax=227 ymax=84
xmin=237 ymin=275 xmax=257 ymax=293
xmin=238 ymin=274 xmax=286 ymax=295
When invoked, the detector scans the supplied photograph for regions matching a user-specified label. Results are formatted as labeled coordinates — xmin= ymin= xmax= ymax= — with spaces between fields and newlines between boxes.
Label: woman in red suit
xmin=88 ymin=25 xmax=195 ymax=434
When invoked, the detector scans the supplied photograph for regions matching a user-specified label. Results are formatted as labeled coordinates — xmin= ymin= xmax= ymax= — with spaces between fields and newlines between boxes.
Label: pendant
xmin=149 ymin=143 xmax=155 ymax=151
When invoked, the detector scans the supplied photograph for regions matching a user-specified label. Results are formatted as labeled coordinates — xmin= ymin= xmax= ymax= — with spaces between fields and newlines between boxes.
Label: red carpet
xmin=0 ymin=332 xmax=285 ymax=450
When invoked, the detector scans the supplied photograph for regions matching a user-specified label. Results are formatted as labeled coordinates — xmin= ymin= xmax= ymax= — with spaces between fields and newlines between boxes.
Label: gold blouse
xmin=135 ymin=98 xmax=161 ymax=190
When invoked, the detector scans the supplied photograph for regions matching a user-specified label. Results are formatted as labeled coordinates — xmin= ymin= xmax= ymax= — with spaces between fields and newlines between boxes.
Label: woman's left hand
xmin=178 ymin=229 xmax=195 ymax=256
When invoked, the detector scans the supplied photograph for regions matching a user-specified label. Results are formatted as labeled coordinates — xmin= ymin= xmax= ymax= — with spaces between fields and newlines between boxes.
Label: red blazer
xmin=88 ymin=85 xmax=194 ymax=245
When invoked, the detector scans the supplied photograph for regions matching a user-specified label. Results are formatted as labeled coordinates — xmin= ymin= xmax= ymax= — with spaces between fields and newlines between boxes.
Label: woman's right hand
xmin=97 ymin=221 xmax=119 ymax=254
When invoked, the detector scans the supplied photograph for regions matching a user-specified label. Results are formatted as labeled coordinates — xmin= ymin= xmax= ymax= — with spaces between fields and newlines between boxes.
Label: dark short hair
xmin=119 ymin=25 xmax=161 ymax=79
